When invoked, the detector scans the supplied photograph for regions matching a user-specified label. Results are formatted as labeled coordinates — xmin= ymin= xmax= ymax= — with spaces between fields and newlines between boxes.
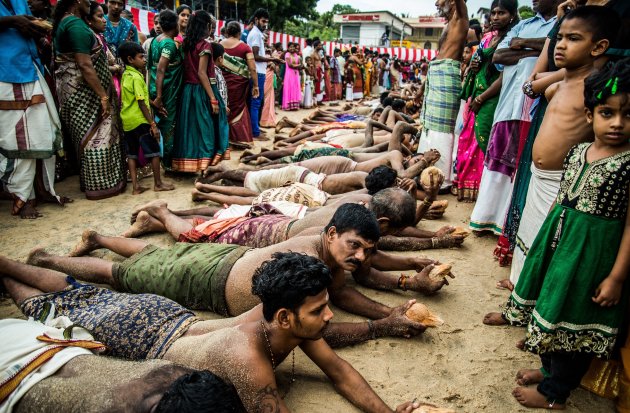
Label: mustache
xmin=346 ymin=259 xmax=361 ymax=267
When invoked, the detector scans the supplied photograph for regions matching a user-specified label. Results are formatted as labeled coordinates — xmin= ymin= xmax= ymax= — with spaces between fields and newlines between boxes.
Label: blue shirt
xmin=493 ymin=14 xmax=557 ymax=123
xmin=104 ymin=15 xmax=139 ymax=55
xmin=240 ymin=29 xmax=249 ymax=42
xmin=0 ymin=0 xmax=42 ymax=83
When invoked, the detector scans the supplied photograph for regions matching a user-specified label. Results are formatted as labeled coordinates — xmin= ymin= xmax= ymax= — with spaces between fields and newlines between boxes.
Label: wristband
xmin=522 ymin=80 xmax=541 ymax=99
xmin=398 ymin=274 xmax=410 ymax=291
xmin=474 ymin=96 xmax=483 ymax=104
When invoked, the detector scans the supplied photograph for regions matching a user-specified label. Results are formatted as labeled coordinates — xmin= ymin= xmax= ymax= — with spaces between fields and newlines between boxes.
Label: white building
xmin=332 ymin=11 xmax=412 ymax=47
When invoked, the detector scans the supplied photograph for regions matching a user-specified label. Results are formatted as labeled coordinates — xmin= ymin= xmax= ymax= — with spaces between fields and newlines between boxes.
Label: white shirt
xmin=302 ymin=46 xmax=313 ymax=64
xmin=247 ymin=25 xmax=267 ymax=74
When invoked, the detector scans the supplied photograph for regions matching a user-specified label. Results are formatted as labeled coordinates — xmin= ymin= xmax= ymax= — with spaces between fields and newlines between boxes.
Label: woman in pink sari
xmin=282 ymin=43 xmax=302 ymax=110
xmin=260 ymin=62 xmax=276 ymax=127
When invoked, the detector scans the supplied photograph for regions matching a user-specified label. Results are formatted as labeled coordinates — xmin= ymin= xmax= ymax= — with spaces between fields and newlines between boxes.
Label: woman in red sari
xmin=219 ymin=21 xmax=259 ymax=149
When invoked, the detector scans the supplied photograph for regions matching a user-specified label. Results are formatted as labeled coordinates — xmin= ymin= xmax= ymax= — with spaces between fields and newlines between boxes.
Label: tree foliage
xmin=518 ymin=5 xmax=535 ymax=19
xmin=245 ymin=0 xmax=319 ymax=30
xmin=281 ymin=3 xmax=358 ymax=41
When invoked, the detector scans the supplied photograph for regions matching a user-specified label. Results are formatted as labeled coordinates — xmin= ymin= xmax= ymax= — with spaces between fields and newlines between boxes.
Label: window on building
xmin=425 ymin=28 xmax=433 ymax=36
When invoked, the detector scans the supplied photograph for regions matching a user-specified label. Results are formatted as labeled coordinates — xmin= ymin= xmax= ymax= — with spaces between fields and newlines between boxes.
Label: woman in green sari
xmin=147 ymin=10 xmax=182 ymax=170
xmin=454 ymin=0 xmax=517 ymax=202
xmin=53 ymin=0 xmax=125 ymax=200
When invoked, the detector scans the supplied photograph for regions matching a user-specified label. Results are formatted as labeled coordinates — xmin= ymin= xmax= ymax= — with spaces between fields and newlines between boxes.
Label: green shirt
xmin=120 ymin=66 xmax=150 ymax=131
xmin=54 ymin=16 xmax=95 ymax=54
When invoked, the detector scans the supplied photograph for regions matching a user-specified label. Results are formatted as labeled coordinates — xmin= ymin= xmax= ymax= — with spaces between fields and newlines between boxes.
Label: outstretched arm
xmin=301 ymin=339 xmax=419 ymax=413
xmin=493 ymin=49 xmax=540 ymax=65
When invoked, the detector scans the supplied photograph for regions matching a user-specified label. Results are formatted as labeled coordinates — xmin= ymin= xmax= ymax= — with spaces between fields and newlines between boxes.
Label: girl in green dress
xmin=147 ymin=10 xmax=183 ymax=170
xmin=503 ymin=60 xmax=630 ymax=409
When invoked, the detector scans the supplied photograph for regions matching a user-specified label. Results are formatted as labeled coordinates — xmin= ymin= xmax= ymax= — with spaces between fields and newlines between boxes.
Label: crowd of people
xmin=1 ymin=0 xmax=630 ymax=411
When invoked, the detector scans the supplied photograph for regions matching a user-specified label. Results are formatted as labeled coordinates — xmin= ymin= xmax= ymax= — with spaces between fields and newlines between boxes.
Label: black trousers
xmin=537 ymin=352 xmax=594 ymax=404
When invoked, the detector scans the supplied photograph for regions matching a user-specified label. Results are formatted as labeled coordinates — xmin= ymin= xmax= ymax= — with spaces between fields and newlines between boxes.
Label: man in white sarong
xmin=0 ymin=7 xmax=69 ymax=219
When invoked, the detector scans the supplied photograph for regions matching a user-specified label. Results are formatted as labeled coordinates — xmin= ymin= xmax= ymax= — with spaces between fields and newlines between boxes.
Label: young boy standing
xmin=118 ymin=41 xmax=175 ymax=194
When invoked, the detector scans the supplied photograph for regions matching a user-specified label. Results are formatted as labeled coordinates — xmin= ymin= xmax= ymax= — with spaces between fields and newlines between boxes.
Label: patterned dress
xmin=503 ymin=143 xmax=630 ymax=358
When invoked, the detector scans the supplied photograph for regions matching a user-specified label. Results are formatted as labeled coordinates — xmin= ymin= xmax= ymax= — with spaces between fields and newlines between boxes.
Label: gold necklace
xmin=260 ymin=320 xmax=296 ymax=396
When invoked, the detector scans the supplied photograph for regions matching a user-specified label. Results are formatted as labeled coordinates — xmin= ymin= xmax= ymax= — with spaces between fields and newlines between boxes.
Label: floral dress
xmin=503 ymin=142 xmax=630 ymax=358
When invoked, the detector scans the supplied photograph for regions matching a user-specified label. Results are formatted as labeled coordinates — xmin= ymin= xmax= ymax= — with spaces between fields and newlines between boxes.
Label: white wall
xmin=359 ymin=24 xmax=387 ymax=47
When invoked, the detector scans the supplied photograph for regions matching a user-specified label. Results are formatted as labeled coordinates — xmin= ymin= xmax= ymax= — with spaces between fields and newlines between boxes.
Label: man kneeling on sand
xmin=2 ymin=252 xmax=427 ymax=412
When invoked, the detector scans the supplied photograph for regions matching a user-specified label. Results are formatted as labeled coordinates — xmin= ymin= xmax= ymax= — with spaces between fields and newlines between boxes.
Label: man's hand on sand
xmin=410 ymin=264 xmax=453 ymax=295
xmin=376 ymin=299 xmax=426 ymax=338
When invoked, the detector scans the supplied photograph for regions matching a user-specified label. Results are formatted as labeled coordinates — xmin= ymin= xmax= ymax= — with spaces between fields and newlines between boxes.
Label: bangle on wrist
xmin=423 ymin=198 xmax=433 ymax=207
xmin=367 ymin=319 xmax=376 ymax=340
xmin=397 ymin=274 xmax=409 ymax=291
xmin=431 ymin=237 xmax=439 ymax=248
xmin=522 ymin=80 xmax=541 ymax=99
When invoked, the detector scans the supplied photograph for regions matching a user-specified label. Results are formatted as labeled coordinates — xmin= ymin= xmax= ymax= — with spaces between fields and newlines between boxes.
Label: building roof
xmin=333 ymin=10 xmax=405 ymax=26
xmin=402 ymin=16 xmax=447 ymax=29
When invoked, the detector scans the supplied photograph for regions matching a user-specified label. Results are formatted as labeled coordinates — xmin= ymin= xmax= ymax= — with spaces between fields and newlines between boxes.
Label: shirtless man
xmin=117 ymin=188 xmax=462 ymax=257
xmin=482 ymin=7 xmax=620 ymax=324
xmin=241 ymin=117 xmax=419 ymax=166
xmin=30 ymin=204 xmax=439 ymax=337
xmin=191 ymin=165 xmax=449 ymax=221
xmin=1 ymin=319 xmax=239 ymax=412
xmin=417 ymin=0 xmax=468 ymax=189
xmin=2 ymin=253 xmax=426 ymax=412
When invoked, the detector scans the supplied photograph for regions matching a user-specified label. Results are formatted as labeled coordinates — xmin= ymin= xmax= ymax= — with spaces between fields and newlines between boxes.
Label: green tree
xmin=245 ymin=0 xmax=319 ymax=31
xmin=282 ymin=3 xmax=357 ymax=41
xmin=519 ymin=5 xmax=535 ymax=19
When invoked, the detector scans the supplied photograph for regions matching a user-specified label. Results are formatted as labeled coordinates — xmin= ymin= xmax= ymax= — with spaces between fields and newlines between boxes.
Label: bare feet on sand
xmin=191 ymin=188 xmax=207 ymax=202
xmin=132 ymin=185 xmax=150 ymax=195
xmin=68 ymin=230 xmax=100 ymax=257
xmin=26 ymin=247 xmax=50 ymax=266
xmin=512 ymin=387 xmax=564 ymax=409
xmin=121 ymin=211 xmax=165 ymax=238
xmin=516 ymin=368 xmax=544 ymax=385
xmin=483 ymin=312 xmax=507 ymax=326
xmin=154 ymin=182 xmax=175 ymax=192
xmin=130 ymin=199 xmax=167 ymax=224
xmin=496 ymin=279 xmax=514 ymax=291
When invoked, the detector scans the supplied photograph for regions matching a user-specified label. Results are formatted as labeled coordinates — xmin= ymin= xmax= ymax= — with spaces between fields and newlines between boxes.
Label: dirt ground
xmin=0 ymin=106 xmax=614 ymax=412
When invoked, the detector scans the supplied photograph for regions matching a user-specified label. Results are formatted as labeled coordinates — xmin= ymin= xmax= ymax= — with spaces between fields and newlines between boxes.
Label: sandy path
xmin=0 ymin=106 xmax=613 ymax=412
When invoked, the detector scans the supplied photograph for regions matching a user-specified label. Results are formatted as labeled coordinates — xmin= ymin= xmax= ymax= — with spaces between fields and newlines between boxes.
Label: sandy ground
xmin=0 ymin=105 xmax=614 ymax=412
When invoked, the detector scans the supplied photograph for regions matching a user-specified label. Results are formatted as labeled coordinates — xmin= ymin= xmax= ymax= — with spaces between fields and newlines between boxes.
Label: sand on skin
xmin=0 ymin=106 xmax=614 ymax=412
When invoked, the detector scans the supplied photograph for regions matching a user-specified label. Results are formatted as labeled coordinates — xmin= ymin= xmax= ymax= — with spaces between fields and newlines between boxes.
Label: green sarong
xmin=503 ymin=205 xmax=626 ymax=358
xmin=420 ymin=59 xmax=461 ymax=134
xmin=113 ymin=243 xmax=250 ymax=315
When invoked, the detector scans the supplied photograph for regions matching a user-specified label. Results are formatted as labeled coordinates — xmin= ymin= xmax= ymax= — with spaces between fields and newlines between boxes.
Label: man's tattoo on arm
xmin=255 ymin=385 xmax=281 ymax=413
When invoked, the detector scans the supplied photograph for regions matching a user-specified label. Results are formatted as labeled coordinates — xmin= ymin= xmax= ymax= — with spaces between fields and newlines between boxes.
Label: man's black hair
xmin=351 ymin=46 xmax=357 ymax=54
xmin=251 ymin=8 xmax=270 ymax=21
xmin=211 ymin=42 xmax=224 ymax=59
xmin=252 ymin=252 xmax=332 ymax=321
xmin=365 ymin=165 xmax=397 ymax=195
xmin=158 ymin=9 xmax=178 ymax=32
xmin=118 ymin=41 xmax=145 ymax=64
xmin=382 ymin=97 xmax=394 ymax=107
xmin=563 ymin=5 xmax=621 ymax=43
xmin=324 ymin=203 xmax=380 ymax=243
xmin=391 ymin=99 xmax=405 ymax=112
xmin=370 ymin=188 xmax=416 ymax=229
xmin=379 ymin=91 xmax=390 ymax=103
xmin=154 ymin=370 xmax=241 ymax=413
xmin=584 ymin=58 xmax=630 ymax=111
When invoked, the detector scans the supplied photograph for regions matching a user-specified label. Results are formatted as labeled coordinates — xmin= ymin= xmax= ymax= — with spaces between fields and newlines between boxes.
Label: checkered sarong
xmin=420 ymin=59 xmax=461 ymax=134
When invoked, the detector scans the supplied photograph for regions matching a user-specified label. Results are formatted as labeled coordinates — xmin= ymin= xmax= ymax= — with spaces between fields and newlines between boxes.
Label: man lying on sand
xmin=1 ymin=318 xmax=239 ymax=412
xmin=30 ymin=204 xmax=442 ymax=341
xmin=2 ymin=252 xmax=430 ymax=412
xmin=122 ymin=188 xmax=464 ymax=251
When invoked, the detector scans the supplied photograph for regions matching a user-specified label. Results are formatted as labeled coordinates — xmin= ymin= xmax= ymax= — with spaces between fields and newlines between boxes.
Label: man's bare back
xmin=532 ymin=76 xmax=594 ymax=171
xmin=225 ymin=235 xmax=325 ymax=315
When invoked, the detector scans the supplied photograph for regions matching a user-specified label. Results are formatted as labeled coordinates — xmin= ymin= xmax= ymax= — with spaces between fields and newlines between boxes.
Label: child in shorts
xmin=118 ymin=41 xmax=175 ymax=194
